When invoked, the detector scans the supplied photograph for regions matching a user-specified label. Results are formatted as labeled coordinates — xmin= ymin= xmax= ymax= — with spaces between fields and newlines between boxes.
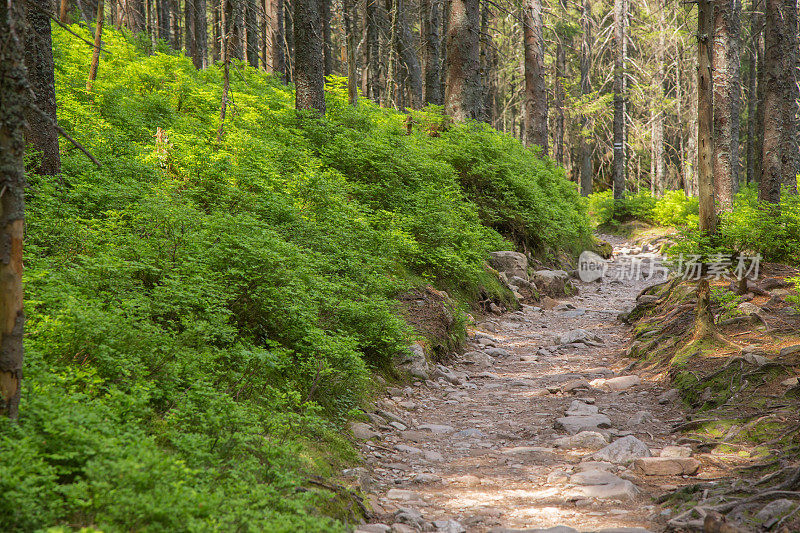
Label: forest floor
xmin=353 ymin=235 xmax=708 ymax=533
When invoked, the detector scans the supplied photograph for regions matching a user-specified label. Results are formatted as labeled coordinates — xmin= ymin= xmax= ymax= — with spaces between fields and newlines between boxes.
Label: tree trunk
xmin=397 ymin=0 xmax=423 ymax=109
xmin=653 ymin=0 xmax=666 ymax=196
xmin=128 ymin=0 xmax=146 ymax=32
xmin=218 ymin=0 xmax=234 ymax=141
xmin=185 ymin=0 xmax=208 ymax=68
xmin=422 ymin=0 xmax=442 ymax=105
xmin=444 ymin=0 xmax=482 ymax=121
xmin=321 ymin=0 xmax=332 ymax=75
xmin=156 ymin=0 xmax=171 ymax=42
xmin=267 ymin=0 xmax=286 ymax=76
xmin=712 ymin=0 xmax=742 ymax=212
xmin=612 ymin=0 xmax=627 ymax=200
xmin=0 ymin=0 xmax=28 ymax=420
xmin=365 ymin=0 xmax=381 ymax=101
xmin=212 ymin=0 xmax=221 ymax=62
xmin=80 ymin=0 xmax=98 ymax=21
xmin=86 ymin=0 xmax=104 ymax=91
xmin=759 ymin=0 xmax=798 ymax=202
xmin=294 ymin=0 xmax=325 ymax=113
xmin=698 ymin=0 xmax=717 ymax=232
xmin=245 ymin=0 xmax=259 ymax=67
xmin=169 ymin=0 xmax=180 ymax=48
xmin=522 ymin=0 xmax=548 ymax=152
xmin=384 ymin=0 xmax=400 ymax=107
xmin=579 ymin=0 xmax=592 ymax=196
xmin=745 ymin=0 xmax=758 ymax=185
xmin=285 ymin=0 xmax=294 ymax=82
xmin=554 ymin=33 xmax=566 ymax=166
xmin=344 ymin=0 xmax=358 ymax=105
xmin=24 ymin=0 xmax=62 ymax=177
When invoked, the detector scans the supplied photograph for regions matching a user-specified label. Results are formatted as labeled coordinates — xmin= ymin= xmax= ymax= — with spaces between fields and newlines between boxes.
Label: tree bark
xmin=86 ymin=0 xmax=104 ymax=91
xmin=712 ymin=0 xmax=742 ymax=212
xmin=24 ymin=0 xmax=62 ymax=177
xmin=60 ymin=0 xmax=71 ymax=22
xmin=698 ymin=0 xmax=717 ymax=232
xmin=344 ymin=0 xmax=358 ymax=105
xmin=267 ymin=0 xmax=286 ymax=77
xmin=397 ymin=0 xmax=423 ymax=109
xmin=579 ymin=0 xmax=592 ymax=196
xmin=245 ymin=0 xmax=259 ymax=67
xmin=185 ymin=0 xmax=208 ymax=68
xmin=128 ymin=0 xmax=146 ymax=32
xmin=745 ymin=0 xmax=759 ymax=185
xmin=294 ymin=0 xmax=325 ymax=113
xmin=422 ymin=0 xmax=443 ymax=105
xmin=365 ymin=0 xmax=381 ymax=101
xmin=522 ymin=0 xmax=548 ymax=152
xmin=760 ymin=0 xmax=799 ymax=202
xmin=554 ymin=32 xmax=566 ymax=166
xmin=612 ymin=0 xmax=627 ymax=200
xmin=285 ymin=0 xmax=294 ymax=82
xmin=653 ymin=0 xmax=666 ymax=196
xmin=156 ymin=0 xmax=171 ymax=42
xmin=0 ymin=0 xmax=28 ymax=420
xmin=321 ymin=0 xmax=332 ymax=75
xmin=444 ymin=0 xmax=482 ymax=121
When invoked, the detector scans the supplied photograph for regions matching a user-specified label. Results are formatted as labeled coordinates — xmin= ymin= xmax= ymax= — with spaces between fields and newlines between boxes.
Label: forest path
xmin=356 ymin=236 xmax=694 ymax=533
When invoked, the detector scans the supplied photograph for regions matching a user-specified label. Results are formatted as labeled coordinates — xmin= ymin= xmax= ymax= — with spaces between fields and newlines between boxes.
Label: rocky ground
xmin=348 ymin=236 xmax=717 ymax=533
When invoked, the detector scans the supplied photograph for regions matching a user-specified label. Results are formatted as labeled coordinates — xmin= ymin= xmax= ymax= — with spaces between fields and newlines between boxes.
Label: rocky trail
xmin=351 ymin=236 xmax=705 ymax=533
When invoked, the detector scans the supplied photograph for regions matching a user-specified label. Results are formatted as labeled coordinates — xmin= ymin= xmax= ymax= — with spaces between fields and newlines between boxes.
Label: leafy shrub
xmin=7 ymin=23 xmax=592 ymax=531
xmin=588 ymin=189 xmax=698 ymax=228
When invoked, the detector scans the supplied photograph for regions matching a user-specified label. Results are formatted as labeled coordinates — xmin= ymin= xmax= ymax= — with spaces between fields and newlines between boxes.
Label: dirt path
xmin=355 ymin=236 xmax=699 ymax=533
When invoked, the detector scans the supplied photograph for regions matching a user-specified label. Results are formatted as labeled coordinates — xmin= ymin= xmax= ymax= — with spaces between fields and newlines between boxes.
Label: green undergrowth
xmin=1 ymin=22 xmax=591 ymax=532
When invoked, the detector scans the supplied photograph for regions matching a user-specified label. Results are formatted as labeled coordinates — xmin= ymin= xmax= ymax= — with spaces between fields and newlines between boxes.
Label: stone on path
xmin=555 ymin=414 xmax=612 ymax=435
xmin=418 ymin=423 xmax=455 ymax=434
xmin=589 ymin=375 xmax=641 ymax=391
xmin=488 ymin=527 xmax=578 ymax=533
xmin=660 ymin=446 xmax=692 ymax=458
xmin=632 ymin=457 xmax=700 ymax=476
xmin=590 ymin=435 xmax=652 ymax=464
xmin=565 ymin=468 xmax=640 ymax=501
xmin=354 ymin=524 xmax=392 ymax=533
xmin=433 ymin=519 xmax=466 ymax=533
xmin=462 ymin=350 xmax=493 ymax=367
xmin=566 ymin=400 xmax=599 ymax=416
xmin=489 ymin=251 xmax=529 ymax=280
xmin=558 ymin=329 xmax=603 ymax=346
xmin=386 ymin=489 xmax=423 ymax=501
xmin=755 ymin=499 xmax=796 ymax=528
xmin=553 ymin=431 xmax=609 ymax=450
xmin=351 ymin=422 xmax=380 ymax=440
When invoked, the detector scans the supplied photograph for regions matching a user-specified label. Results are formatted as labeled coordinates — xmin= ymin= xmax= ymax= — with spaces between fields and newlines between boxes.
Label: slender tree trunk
xmin=422 ymin=0 xmax=443 ymax=105
xmin=344 ymin=0 xmax=358 ymax=105
xmin=781 ymin=0 xmax=799 ymax=192
xmin=554 ymin=33 xmax=566 ymax=166
xmin=441 ymin=0 xmax=449 ymax=103
xmin=712 ymin=0 xmax=742 ymax=211
xmin=212 ymin=0 xmax=221 ymax=62
xmin=218 ymin=0 xmax=234 ymax=141
xmin=0 ymin=0 xmax=28 ymax=420
xmin=128 ymin=0 xmax=146 ymax=32
xmin=653 ymin=0 xmax=666 ymax=196
xmin=169 ymin=0 xmax=180 ymax=48
xmin=612 ymin=0 xmax=627 ymax=200
xmin=285 ymin=0 xmax=294 ymax=82
xmin=245 ymin=0 xmax=259 ymax=66
xmin=397 ymin=0 xmax=423 ymax=109
xmin=698 ymin=0 xmax=717 ymax=232
xmin=24 ymin=0 xmax=62 ymax=177
xmin=444 ymin=0 xmax=483 ymax=121
xmin=274 ymin=0 xmax=286 ymax=77
xmin=321 ymin=0 xmax=332 ymax=75
xmin=746 ymin=0 xmax=759 ymax=185
xmin=384 ymin=0 xmax=399 ymax=107
xmin=365 ymin=0 xmax=381 ymax=101
xmin=579 ymin=0 xmax=592 ymax=196
xmin=294 ymin=0 xmax=325 ymax=113
xmin=522 ymin=0 xmax=548 ymax=152
xmin=185 ymin=0 xmax=208 ymax=68
xmin=60 ymin=0 xmax=71 ymax=22
xmin=156 ymin=0 xmax=171 ymax=42
xmin=80 ymin=0 xmax=98 ymax=21
xmin=86 ymin=0 xmax=104 ymax=91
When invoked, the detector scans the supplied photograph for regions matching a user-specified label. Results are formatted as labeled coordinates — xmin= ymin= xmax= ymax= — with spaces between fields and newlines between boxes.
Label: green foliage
xmin=587 ymin=189 xmax=697 ymax=228
xmin=8 ymin=25 xmax=590 ymax=531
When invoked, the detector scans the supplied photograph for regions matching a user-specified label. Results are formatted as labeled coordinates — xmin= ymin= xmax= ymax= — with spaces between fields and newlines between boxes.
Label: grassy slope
xmin=0 ymin=25 xmax=591 ymax=532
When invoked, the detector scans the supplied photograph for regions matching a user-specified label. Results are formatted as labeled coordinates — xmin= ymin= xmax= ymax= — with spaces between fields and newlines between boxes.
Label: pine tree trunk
xmin=156 ymin=0 xmax=171 ymax=42
xmin=554 ymin=35 xmax=566 ymax=167
xmin=522 ymin=0 xmax=548 ymax=152
xmin=128 ymin=0 xmax=146 ymax=32
xmin=285 ymin=0 xmax=294 ymax=82
xmin=344 ymin=0 xmax=358 ymax=105
xmin=745 ymin=0 xmax=758 ymax=185
xmin=444 ymin=0 xmax=483 ymax=121
xmin=422 ymin=0 xmax=442 ymax=105
xmin=365 ymin=0 xmax=381 ymax=101
xmin=579 ymin=0 xmax=592 ymax=196
xmin=612 ymin=0 xmax=627 ymax=200
xmin=212 ymin=0 xmax=221 ymax=62
xmin=653 ymin=0 xmax=666 ymax=196
xmin=185 ymin=0 xmax=208 ymax=68
xmin=781 ymin=0 xmax=799 ymax=192
xmin=712 ymin=0 xmax=742 ymax=212
xmin=0 ymin=0 xmax=28 ymax=420
xmin=294 ymin=0 xmax=325 ymax=113
xmin=698 ymin=0 xmax=717 ymax=232
xmin=24 ymin=0 xmax=62 ymax=177
xmin=397 ymin=0 xmax=423 ymax=109
xmin=245 ymin=0 xmax=259 ymax=67
xmin=169 ymin=0 xmax=180 ymax=48
xmin=321 ymin=0 xmax=332 ymax=75
xmin=60 ymin=0 xmax=71 ymax=22
xmin=86 ymin=0 xmax=104 ymax=91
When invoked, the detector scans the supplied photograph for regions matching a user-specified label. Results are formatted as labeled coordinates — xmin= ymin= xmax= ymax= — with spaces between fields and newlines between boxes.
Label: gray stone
xmin=755 ymin=499 xmax=795 ymax=528
xmin=553 ymin=431 xmax=609 ymax=450
xmin=738 ymin=302 xmax=761 ymax=315
xmin=488 ymin=528 xmax=578 ymax=533
xmin=566 ymin=400 xmax=599 ymax=416
xmin=658 ymin=389 xmax=680 ymax=404
xmin=394 ymin=507 xmax=426 ymax=528
xmin=386 ymin=489 xmax=423 ymax=501
xmin=355 ymin=525 xmax=392 ymax=533
xmin=590 ymin=375 xmax=641 ymax=391
xmin=558 ymin=329 xmax=603 ymax=346
xmin=782 ymin=376 xmax=799 ymax=387
xmin=432 ymin=365 xmax=462 ymax=385
xmin=395 ymin=444 xmax=423 ymax=455
xmin=633 ymin=457 xmax=700 ymax=476
xmin=591 ymin=436 xmax=652 ymax=464
xmin=424 ymin=450 xmax=445 ymax=462
xmin=555 ymin=414 xmax=612 ymax=434
xmin=561 ymin=379 xmax=592 ymax=393
xmin=485 ymin=347 xmax=511 ymax=358
xmin=489 ymin=251 xmax=529 ymax=280
xmin=418 ymin=423 xmax=455 ymax=434
xmin=780 ymin=344 xmax=800 ymax=357
xmin=462 ymin=350 xmax=493 ymax=367
xmin=391 ymin=524 xmax=417 ymax=533
xmin=628 ymin=410 xmax=654 ymax=426
xmin=433 ymin=519 xmax=466 ymax=533
xmin=351 ymin=422 xmax=380 ymax=440
xmin=454 ymin=428 xmax=486 ymax=438
xmin=570 ymin=469 xmax=626 ymax=486
xmin=566 ymin=479 xmax=640 ymax=501
xmin=660 ymin=446 xmax=692 ymax=458
xmin=412 ymin=473 xmax=442 ymax=484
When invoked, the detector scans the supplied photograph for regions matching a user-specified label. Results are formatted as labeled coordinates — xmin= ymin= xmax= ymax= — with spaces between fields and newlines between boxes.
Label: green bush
xmin=587 ymin=189 xmax=698 ymax=228
xmin=7 ymin=23 xmax=592 ymax=531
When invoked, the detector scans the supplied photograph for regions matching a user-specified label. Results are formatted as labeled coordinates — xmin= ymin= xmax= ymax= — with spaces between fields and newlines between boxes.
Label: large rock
xmin=566 ymin=400 xmax=599 ymax=416
xmin=399 ymin=342 xmax=430 ymax=380
xmin=351 ymin=422 xmax=380 ymax=440
xmin=558 ymin=329 xmax=603 ymax=346
xmin=632 ymin=457 xmax=700 ymax=476
xmin=553 ymin=431 xmax=609 ymax=450
xmin=755 ymin=499 xmax=796 ymax=528
xmin=489 ymin=251 xmax=529 ymax=280
xmin=590 ymin=435 xmax=652 ymax=465
xmin=589 ymin=375 xmax=641 ymax=391
xmin=555 ymin=414 xmax=612 ymax=434
xmin=533 ymin=269 xmax=575 ymax=297
xmin=433 ymin=519 xmax=466 ymax=533
xmin=565 ymin=469 xmax=640 ymax=501
xmin=462 ymin=350 xmax=493 ymax=367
